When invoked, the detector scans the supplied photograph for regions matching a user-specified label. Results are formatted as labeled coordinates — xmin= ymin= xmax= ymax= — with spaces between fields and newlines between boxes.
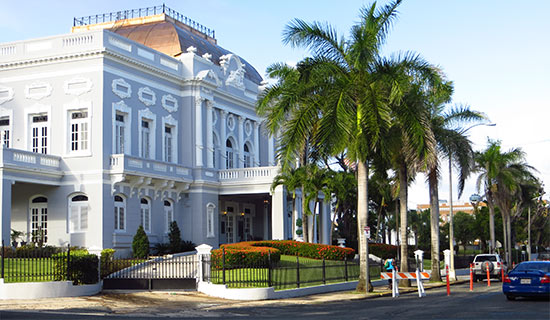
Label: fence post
xmin=222 ymin=247 xmax=226 ymax=285
xmin=268 ymin=252 xmax=272 ymax=287
xmin=344 ymin=258 xmax=348 ymax=282
xmin=296 ymin=255 xmax=300 ymax=288
xmin=322 ymin=257 xmax=326 ymax=285
xmin=1 ymin=240 xmax=4 ymax=279
xmin=66 ymin=244 xmax=71 ymax=282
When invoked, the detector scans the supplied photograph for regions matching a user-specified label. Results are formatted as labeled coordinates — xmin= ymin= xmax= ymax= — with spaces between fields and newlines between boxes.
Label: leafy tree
xmin=132 ymin=225 xmax=149 ymax=258
xmin=453 ymin=211 xmax=476 ymax=249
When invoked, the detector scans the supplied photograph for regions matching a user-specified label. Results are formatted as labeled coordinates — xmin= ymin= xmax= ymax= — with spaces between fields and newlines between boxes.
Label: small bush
xmin=132 ymin=225 xmax=150 ymax=258
xmin=100 ymin=248 xmax=115 ymax=278
xmin=168 ymin=221 xmax=182 ymax=252
xmin=53 ymin=249 xmax=99 ymax=285
xmin=369 ymin=243 xmax=399 ymax=259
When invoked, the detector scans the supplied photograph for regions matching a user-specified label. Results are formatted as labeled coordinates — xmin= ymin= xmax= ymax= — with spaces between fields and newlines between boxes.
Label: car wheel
xmin=506 ymin=295 xmax=515 ymax=301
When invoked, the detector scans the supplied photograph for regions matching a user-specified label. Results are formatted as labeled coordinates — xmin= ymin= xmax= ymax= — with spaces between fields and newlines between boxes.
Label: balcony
xmin=109 ymin=154 xmax=192 ymax=181
xmin=0 ymin=148 xmax=63 ymax=184
xmin=218 ymin=166 xmax=279 ymax=194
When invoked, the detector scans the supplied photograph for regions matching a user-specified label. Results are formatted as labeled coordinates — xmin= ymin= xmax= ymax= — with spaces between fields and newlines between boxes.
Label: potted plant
xmin=10 ymin=229 xmax=24 ymax=247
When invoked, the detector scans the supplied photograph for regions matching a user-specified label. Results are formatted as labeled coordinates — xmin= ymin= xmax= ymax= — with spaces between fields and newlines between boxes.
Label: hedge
xmin=369 ymin=243 xmax=399 ymax=259
xmin=211 ymin=240 xmax=355 ymax=267
xmin=53 ymin=249 xmax=99 ymax=285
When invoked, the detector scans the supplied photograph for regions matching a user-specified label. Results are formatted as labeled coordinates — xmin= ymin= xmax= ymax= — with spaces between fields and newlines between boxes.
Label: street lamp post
xmin=448 ymin=122 xmax=496 ymax=281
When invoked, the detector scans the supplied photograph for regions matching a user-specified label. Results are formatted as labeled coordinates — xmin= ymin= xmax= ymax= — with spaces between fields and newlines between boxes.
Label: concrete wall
xmin=0 ymin=280 xmax=101 ymax=300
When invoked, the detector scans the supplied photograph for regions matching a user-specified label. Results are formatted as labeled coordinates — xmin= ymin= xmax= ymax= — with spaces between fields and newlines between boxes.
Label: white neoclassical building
xmin=0 ymin=6 xmax=331 ymax=255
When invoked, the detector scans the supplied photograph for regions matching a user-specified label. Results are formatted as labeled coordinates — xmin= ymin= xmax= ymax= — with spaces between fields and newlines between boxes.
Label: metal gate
xmin=102 ymin=253 xmax=199 ymax=290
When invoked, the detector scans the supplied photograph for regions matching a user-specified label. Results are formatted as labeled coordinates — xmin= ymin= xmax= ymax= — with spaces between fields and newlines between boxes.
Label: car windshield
xmin=474 ymin=255 xmax=497 ymax=262
xmin=514 ymin=263 xmax=550 ymax=273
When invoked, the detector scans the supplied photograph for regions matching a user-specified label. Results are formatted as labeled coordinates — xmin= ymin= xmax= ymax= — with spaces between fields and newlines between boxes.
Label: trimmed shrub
xmin=168 ymin=221 xmax=182 ymax=252
xmin=211 ymin=240 xmax=355 ymax=268
xmin=369 ymin=243 xmax=399 ymax=259
xmin=53 ymin=249 xmax=99 ymax=285
xmin=100 ymin=248 xmax=115 ymax=278
xmin=132 ymin=225 xmax=149 ymax=258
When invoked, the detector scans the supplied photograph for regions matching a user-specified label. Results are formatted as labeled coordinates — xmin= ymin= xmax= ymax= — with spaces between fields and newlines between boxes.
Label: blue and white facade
xmin=0 ymin=11 xmax=331 ymax=255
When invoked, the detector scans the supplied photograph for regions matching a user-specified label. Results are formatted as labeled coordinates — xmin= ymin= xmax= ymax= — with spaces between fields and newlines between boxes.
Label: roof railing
xmin=73 ymin=4 xmax=215 ymax=39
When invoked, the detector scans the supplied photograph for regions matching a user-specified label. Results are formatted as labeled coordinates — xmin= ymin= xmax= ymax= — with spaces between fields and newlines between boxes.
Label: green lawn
xmin=2 ymin=257 xmax=62 ymax=283
xmin=210 ymin=255 xmax=379 ymax=290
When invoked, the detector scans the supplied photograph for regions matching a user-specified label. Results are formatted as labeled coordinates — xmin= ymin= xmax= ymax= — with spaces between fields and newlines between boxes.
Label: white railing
xmin=219 ymin=166 xmax=278 ymax=182
xmin=0 ymin=45 xmax=16 ymax=56
xmin=62 ymin=34 xmax=94 ymax=47
xmin=109 ymin=154 xmax=191 ymax=178
xmin=3 ymin=149 xmax=61 ymax=170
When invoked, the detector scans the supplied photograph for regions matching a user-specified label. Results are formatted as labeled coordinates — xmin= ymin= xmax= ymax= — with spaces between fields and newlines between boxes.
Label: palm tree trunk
xmin=506 ymin=214 xmax=513 ymax=264
xmin=487 ymin=196 xmax=496 ymax=253
xmin=376 ymin=205 xmax=383 ymax=243
xmin=301 ymin=186 xmax=309 ymax=243
xmin=356 ymin=161 xmax=372 ymax=292
xmin=428 ymin=169 xmax=442 ymax=282
xmin=501 ymin=211 xmax=508 ymax=262
xmin=398 ymin=164 xmax=411 ymax=287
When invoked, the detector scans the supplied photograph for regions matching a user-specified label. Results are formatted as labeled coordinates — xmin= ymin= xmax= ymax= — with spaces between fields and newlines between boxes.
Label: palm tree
xmin=279 ymin=0 xmax=407 ymax=291
xmin=474 ymin=140 xmax=536 ymax=264
xmin=426 ymin=96 xmax=487 ymax=281
xmin=281 ymin=0 xmax=445 ymax=290
xmin=271 ymin=167 xmax=305 ymax=240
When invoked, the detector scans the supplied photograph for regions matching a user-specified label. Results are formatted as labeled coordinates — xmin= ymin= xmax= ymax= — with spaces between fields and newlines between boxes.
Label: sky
xmin=1 ymin=0 xmax=549 ymax=207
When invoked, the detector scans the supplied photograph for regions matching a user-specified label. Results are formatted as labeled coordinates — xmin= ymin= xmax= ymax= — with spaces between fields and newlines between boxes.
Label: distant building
xmin=416 ymin=201 xmax=487 ymax=223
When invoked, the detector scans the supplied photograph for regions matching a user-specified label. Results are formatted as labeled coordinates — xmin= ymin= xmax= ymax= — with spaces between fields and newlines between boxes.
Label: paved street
xmin=0 ymin=281 xmax=548 ymax=319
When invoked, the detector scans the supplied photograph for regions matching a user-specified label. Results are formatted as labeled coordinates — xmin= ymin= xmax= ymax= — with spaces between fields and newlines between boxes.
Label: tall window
xmin=206 ymin=203 xmax=216 ymax=238
xmin=140 ymin=198 xmax=151 ymax=232
xmin=31 ymin=114 xmax=48 ymax=154
xmin=164 ymin=126 xmax=173 ymax=162
xmin=226 ymin=139 xmax=234 ymax=169
xmin=115 ymin=113 xmax=125 ymax=154
xmin=212 ymin=133 xmax=218 ymax=168
xmin=0 ymin=117 xmax=9 ymax=148
xmin=141 ymin=120 xmax=151 ymax=158
xmin=243 ymin=143 xmax=251 ymax=168
xmin=69 ymin=110 xmax=89 ymax=152
xmin=114 ymin=195 xmax=125 ymax=231
xmin=69 ymin=194 xmax=88 ymax=232
xmin=30 ymin=196 xmax=48 ymax=244
xmin=164 ymin=200 xmax=173 ymax=233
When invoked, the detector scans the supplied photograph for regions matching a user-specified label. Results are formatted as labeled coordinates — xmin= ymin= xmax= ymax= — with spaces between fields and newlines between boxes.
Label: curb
xmin=363 ymin=279 xmax=470 ymax=299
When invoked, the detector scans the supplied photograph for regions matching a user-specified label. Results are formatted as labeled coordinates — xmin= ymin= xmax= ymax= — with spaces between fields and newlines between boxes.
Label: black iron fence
xmin=0 ymin=242 xmax=99 ymax=284
xmin=204 ymin=249 xmax=380 ymax=290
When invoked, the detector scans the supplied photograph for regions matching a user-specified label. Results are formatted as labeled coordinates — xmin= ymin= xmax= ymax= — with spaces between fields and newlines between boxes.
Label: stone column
xmin=253 ymin=122 xmax=260 ymax=167
xmin=195 ymin=97 xmax=204 ymax=167
xmin=237 ymin=116 xmax=245 ymax=168
xmin=0 ymin=177 xmax=12 ymax=245
xmin=220 ymin=110 xmax=228 ymax=169
xmin=271 ymin=185 xmax=287 ymax=240
xmin=268 ymin=135 xmax=275 ymax=166
xmin=205 ymin=101 xmax=214 ymax=168
xmin=320 ymin=195 xmax=331 ymax=245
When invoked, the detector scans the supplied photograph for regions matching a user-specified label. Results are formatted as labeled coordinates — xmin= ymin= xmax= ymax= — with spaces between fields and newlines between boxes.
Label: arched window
xmin=114 ymin=195 xmax=125 ymax=231
xmin=164 ymin=200 xmax=174 ymax=233
xmin=69 ymin=194 xmax=88 ymax=233
xmin=30 ymin=196 xmax=48 ymax=244
xmin=243 ymin=143 xmax=251 ymax=168
xmin=206 ymin=203 xmax=216 ymax=238
xmin=226 ymin=139 xmax=234 ymax=169
xmin=140 ymin=198 xmax=151 ymax=232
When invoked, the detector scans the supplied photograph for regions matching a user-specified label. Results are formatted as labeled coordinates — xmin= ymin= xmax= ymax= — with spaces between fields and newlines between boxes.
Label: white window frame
xmin=114 ymin=195 xmax=126 ymax=232
xmin=112 ymin=101 xmax=132 ymax=155
xmin=162 ymin=114 xmax=178 ymax=163
xmin=243 ymin=142 xmax=251 ymax=168
xmin=29 ymin=196 xmax=48 ymax=244
xmin=0 ymin=108 xmax=12 ymax=148
xmin=64 ymin=100 xmax=92 ymax=157
xmin=206 ymin=202 xmax=216 ymax=238
xmin=226 ymin=138 xmax=235 ymax=169
xmin=30 ymin=113 xmax=49 ymax=154
xmin=164 ymin=199 xmax=174 ymax=234
xmin=68 ymin=194 xmax=89 ymax=233
xmin=25 ymin=103 xmax=51 ymax=154
xmin=138 ymin=108 xmax=156 ymax=160
xmin=69 ymin=110 xmax=90 ymax=153
xmin=140 ymin=197 xmax=151 ymax=233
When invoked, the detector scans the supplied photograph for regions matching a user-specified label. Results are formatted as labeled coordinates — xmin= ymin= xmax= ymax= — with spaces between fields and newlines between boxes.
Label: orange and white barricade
xmin=381 ymin=269 xmax=431 ymax=298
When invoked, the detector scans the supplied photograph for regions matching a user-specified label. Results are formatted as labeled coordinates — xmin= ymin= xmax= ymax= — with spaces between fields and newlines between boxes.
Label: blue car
xmin=503 ymin=261 xmax=550 ymax=300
